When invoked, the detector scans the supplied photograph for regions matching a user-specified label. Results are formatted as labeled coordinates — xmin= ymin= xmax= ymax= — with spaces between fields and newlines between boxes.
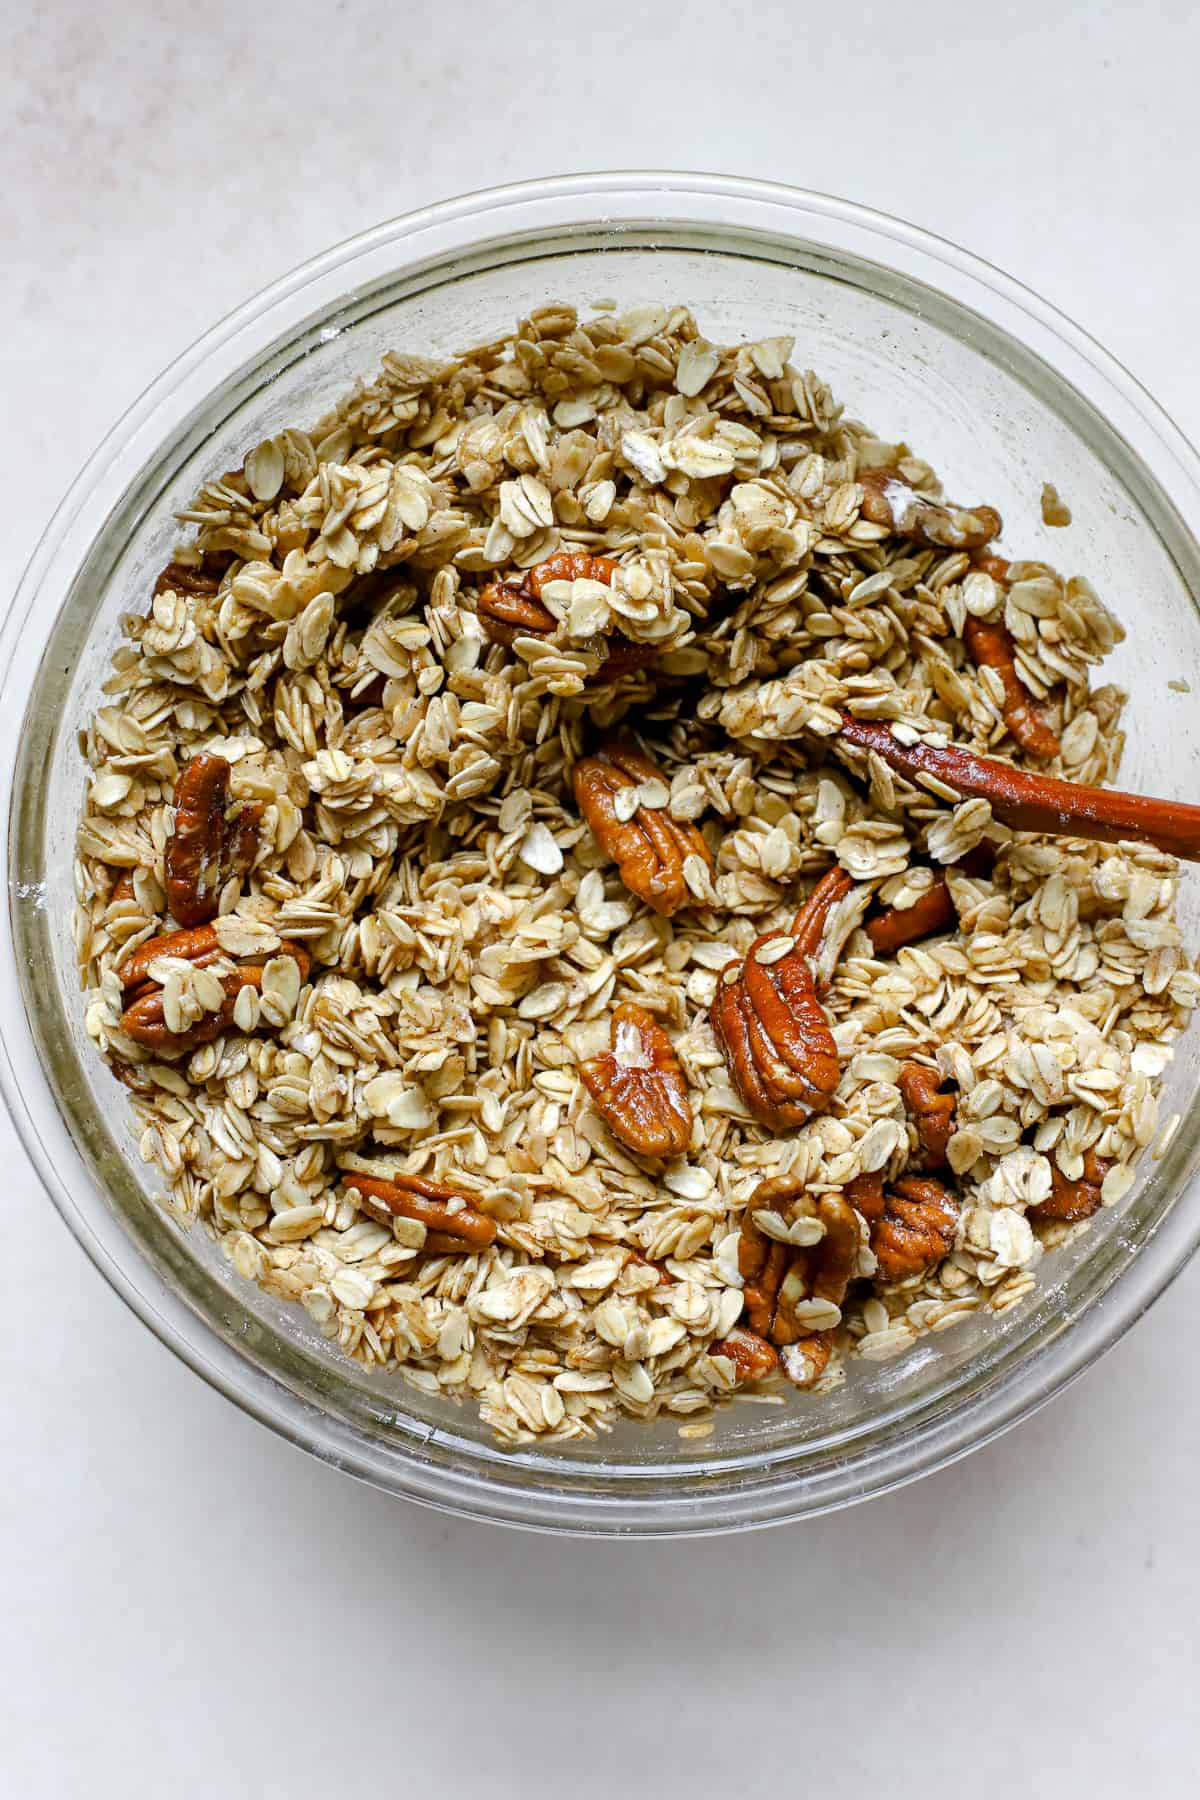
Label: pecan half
xmin=709 ymin=1325 xmax=779 ymax=1383
xmin=342 ymin=1171 xmax=498 ymax=1251
xmin=119 ymin=935 xmax=311 ymax=1053
xmin=711 ymin=867 xmax=852 ymax=1129
xmin=119 ymin=922 xmax=224 ymax=992
xmin=738 ymin=1177 xmax=859 ymax=1346
xmin=476 ymin=580 xmax=558 ymax=645
xmin=164 ymin=755 xmax=264 ymax=928
xmin=963 ymin=615 xmax=1060 ymax=760
xmin=857 ymin=467 xmax=1002 ymax=551
xmin=573 ymin=740 xmax=714 ymax=916
xmin=870 ymin=1175 xmax=959 ymax=1283
xmin=579 ymin=1003 xmax=693 ymax=1157
xmin=897 ymin=1061 xmax=956 ymax=1167
xmin=152 ymin=550 xmax=234 ymax=599
xmin=478 ymin=552 xmax=656 ymax=677
xmin=738 ymin=1184 xmax=792 ymax=1338
xmin=121 ymin=968 xmax=264 ymax=1052
xmin=838 ymin=714 xmax=1200 ymax=863
xmin=1028 ymin=1150 xmax=1110 ymax=1224
xmin=866 ymin=875 xmax=954 ymax=955
xmin=782 ymin=1194 xmax=859 ymax=1328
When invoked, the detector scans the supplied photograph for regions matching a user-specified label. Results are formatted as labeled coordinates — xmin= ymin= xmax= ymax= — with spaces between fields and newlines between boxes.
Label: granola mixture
xmin=74 ymin=302 xmax=1200 ymax=1446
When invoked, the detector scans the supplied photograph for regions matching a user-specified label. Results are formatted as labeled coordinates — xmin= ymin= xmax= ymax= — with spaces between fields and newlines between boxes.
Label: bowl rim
xmin=5 ymin=169 xmax=1200 ymax=1535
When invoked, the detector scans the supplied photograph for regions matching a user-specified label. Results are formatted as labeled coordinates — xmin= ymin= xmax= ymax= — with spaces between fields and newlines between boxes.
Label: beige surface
xmin=3 ymin=2 xmax=1198 ymax=1795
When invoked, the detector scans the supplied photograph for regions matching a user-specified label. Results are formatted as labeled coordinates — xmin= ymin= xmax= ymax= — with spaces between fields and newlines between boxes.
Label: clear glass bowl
xmin=5 ymin=173 xmax=1200 ymax=1535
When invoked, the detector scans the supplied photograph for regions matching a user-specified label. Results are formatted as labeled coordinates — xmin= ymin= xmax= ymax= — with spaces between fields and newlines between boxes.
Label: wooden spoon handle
xmin=838 ymin=713 xmax=1200 ymax=863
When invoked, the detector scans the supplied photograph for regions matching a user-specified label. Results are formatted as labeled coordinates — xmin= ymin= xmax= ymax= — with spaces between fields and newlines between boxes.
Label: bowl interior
xmin=12 ymin=211 xmax=1200 ymax=1522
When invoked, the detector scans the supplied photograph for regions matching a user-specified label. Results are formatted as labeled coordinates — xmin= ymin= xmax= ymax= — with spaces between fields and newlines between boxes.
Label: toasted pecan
xmin=738 ymin=1177 xmax=859 ymax=1348
xmin=119 ymin=923 xmax=224 ymax=993
xmin=866 ymin=846 xmax=998 ymax=957
xmin=164 ymin=755 xmax=263 ymax=928
xmin=152 ymin=551 xmax=234 ymax=599
xmin=476 ymin=581 xmax=557 ymax=645
xmin=1028 ymin=1150 xmax=1110 ymax=1224
xmin=964 ymin=615 xmax=1060 ymax=760
xmin=477 ymin=553 xmax=656 ymax=677
xmin=709 ymin=1326 xmax=779 ymax=1383
xmin=857 ymin=467 xmax=1002 ymax=551
xmin=866 ymin=876 xmax=955 ymax=955
xmin=845 ymin=1169 xmax=886 ymax=1223
xmin=119 ymin=938 xmax=311 ymax=1053
xmin=778 ymin=1331 xmax=836 ymax=1389
xmin=342 ymin=1171 xmax=497 ymax=1249
xmin=711 ymin=867 xmax=851 ymax=1129
xmin=579 ymin=1003 xmax=693 ymax=1157
xmin=897 ymin=1061 xmax=957 ymax=1167
xmin=870 ymin=1175 xmax=959 ymax=1283
xmin=573 ymin=740 xmax=714 ymax=916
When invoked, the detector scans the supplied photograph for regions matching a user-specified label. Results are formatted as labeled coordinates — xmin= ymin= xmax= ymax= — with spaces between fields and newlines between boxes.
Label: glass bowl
xmin=5 ymin=172 xmax=1200 ymax=1536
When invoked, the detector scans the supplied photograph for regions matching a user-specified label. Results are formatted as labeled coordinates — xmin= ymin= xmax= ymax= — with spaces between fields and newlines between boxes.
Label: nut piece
xmin=709 ymin=1325 xmax=779 ymax=1383
xmin=738 ymin=1184 xmax=792 ymax=1339
xmin=152 ymin=551 xmax=233 ymax=599
xmin=858 ymin=467 xmax=1002 ymax=551
xmin=525 ymin=551 xmax=614 ymax=591
xmin=837 ymin=713 xmax=1200 ymax=864
xmin=342 ymin=1171 xmax=498 ymax=1250
xmin=478 ymin=552 xmax=656 ymax=677
xmin=952 ymin=841 xmax=999 ymax=881
xmin=1028 ymin=1150 xmax=1111 ymax=1224
xmin=164 ymin=755 xmax=264 ymax=928
xmin=845 ymin=1169 xmax=886 ymax=1223
xmin=579 ymin=1003 xmax=693 ymax=1157
xmin=897 ymin=1061 xmax=956 ymax=1167
xmin=625 ymin=1249 xmax=674 ymax=1287
xmin=347 ymin=673 xmax=388 ymax=710
xmin=592 ymin=638 xmax=659 ymax=678
xmin=573 ymin=740 xmax=714 ymax=916
xmin=476 ymin=578 xmax=559 ymax=646
xmin=779 ymin=1332 xmax=836 ymax=1389
xmin=866 ymin=875 xmax=955 ymax=955
xmin=871 ymin=1175 xmax=959 ymax=1283
xmin=711 ymin=867 xmax=852 ymax=1129
xmin=164 ymin=756 xmax=227 ymax=926
xmin=862 ymin=850 xmax=995 ymax=960
xmin=964 ymin=615 xmax=1060 ymax=760
xmin=119 ymin=935 xmax=311 ymax=1054
xmin=972 ymin=551 xmax=1011 ymax=583
xmin=738 ymin=1176 xmax=859 ymax=1347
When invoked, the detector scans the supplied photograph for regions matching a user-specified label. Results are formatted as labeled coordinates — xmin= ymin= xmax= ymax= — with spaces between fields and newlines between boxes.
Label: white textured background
xmin=4 ymin=3 xmax=1198 ymax=1793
